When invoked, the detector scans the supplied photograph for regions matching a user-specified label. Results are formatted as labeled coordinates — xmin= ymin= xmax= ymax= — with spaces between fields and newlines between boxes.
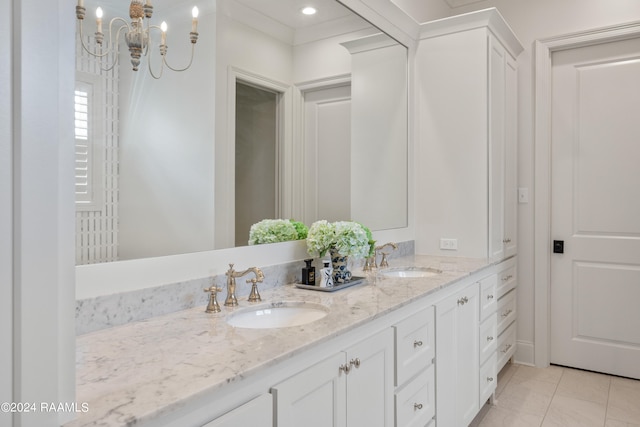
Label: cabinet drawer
xmin=479 ymin=274 xmax=498 ymax=322
xmin=394 ymin=306 xmax=435 ymax=387
xmin=479 ymin=356 xmax=497 ymax=405
xmin=479 ymin=315 xmax=497 ymax=366
xmin=496 ymin=265 xmax=516 ymax=298
xmin=496 ymin=289 xmax=516 ymax=335
xmin=497 ymin=321 xmax=516 ymax=372
xmin=395 ymin=365 xmax=435 ymax=427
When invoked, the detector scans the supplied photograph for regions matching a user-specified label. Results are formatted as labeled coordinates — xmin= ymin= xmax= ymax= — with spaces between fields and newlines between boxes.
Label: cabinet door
xmin=345 ymin=328 xmax=394 ymax=427
xmin=489 ymin=34 xmax=506 ymax=262
xmin=203 ymin=394 xmax=272 ymax=427
xmin=503 ymin=53 xmax=518 ymax=258
xmin=272 ymin=352 xmax=347 ymax=427
xmin=436 ymin=283 xmax=480 ymax=427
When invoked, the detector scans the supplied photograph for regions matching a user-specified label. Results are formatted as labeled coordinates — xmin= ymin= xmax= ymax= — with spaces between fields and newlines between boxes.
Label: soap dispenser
xmin=320 ymin=260 xmax=334 ymax=288
xmin=302 ymin=258 xmax=316 ymax=285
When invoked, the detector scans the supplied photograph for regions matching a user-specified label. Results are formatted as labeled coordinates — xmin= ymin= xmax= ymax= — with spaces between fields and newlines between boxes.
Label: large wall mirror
xmin=74 ymin=0 xmax=408 ymax=267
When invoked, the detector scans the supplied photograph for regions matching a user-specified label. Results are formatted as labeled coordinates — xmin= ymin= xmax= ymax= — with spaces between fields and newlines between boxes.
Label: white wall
xmin=397 ymin=0 xmax=640 ymax=365
xmin=1 ymin=0 xmax=13 ymax=423
xmin=119 ymin=6 xmax=216 ymax=260
xmin=349 ymin=38 xmax=408 ymax=231
xmin=293 ymin=28 xmax=375 ymax=84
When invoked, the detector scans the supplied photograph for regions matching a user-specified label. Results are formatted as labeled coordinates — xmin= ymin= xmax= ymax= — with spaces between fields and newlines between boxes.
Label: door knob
xmin=553 ymin=240 xmax=564 ymax=254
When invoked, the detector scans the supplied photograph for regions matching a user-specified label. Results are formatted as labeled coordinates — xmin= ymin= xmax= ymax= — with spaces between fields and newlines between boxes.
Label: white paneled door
xmin=550 ymin=36 xmax=640 ymax=379
xmin=303 ymin=84 xmax=351 ymax=225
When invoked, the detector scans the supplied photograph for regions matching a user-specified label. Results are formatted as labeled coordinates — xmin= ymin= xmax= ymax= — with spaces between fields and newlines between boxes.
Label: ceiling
xmin=443 ymin=0 xmax=486 ymax=8
xmin=233 ymin=0 xmax=354 ymax=30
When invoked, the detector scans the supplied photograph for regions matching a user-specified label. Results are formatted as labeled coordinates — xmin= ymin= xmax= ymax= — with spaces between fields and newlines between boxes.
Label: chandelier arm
xmin=99 ymin=24 xmax=129 ymax=72
xmin=106 ymin=17 xmax=131 ymax=50
xmin=77 ymin=21 xmax=110 ymax=58
xmin=163 ymin=43 xmax=196 ymax=72
xmin=146 ymin=40 xmax=164 ymax=80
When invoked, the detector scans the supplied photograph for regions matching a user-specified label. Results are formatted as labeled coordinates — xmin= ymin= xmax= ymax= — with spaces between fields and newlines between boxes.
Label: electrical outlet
xmin=440 ymin=238 xmax=458 ymax=251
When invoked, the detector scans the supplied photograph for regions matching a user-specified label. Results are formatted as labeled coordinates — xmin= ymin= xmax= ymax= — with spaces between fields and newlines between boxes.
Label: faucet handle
xmin=203 ymin=286 xmax=222 ymax=313
xmin=247 ymin=278 xmax=262 ymax=302
xmin=226 ymin=263 xmax=235 ymax=275
xmin=375 ymin=242 xmax=398 ymax=268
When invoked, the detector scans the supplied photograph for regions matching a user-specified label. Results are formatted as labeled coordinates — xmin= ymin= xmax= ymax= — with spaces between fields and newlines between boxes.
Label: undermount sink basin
xmin=226 ymin=302 xmax=329 ymax=329
xmin=381 ymin=266 xmax=442 ymax=278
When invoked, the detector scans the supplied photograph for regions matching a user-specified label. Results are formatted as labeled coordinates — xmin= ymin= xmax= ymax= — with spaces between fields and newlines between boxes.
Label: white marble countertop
xmin=66 ymin=255 xmax=490 ymax=427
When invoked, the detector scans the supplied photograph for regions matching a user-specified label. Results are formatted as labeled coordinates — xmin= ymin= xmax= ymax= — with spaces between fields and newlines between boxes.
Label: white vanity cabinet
xmin=272 ymin=327 xmax=394 ymax=427
xmin=415 ymin=8 xmax=523 ymax=261
xmin=202 ymin=394 xmax=273 ymax=427
xmin=435 ymin=281 xmax=480 ymax=427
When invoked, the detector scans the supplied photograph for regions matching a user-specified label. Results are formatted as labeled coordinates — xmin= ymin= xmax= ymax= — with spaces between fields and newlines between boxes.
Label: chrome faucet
xmin=224 ymin=263 xmax=265 ymax=307
xmin=375 ymin=242 xmax=398 ymax=268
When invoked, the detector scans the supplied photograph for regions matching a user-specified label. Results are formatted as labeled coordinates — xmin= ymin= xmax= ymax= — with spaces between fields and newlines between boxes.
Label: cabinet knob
xmin=413 ymin=340 xmax=423 ymax=348
xmin=501 ymin=309 xmax=513 ymax=318
xmin=486 ymin=336 xmax=494 ymax=342
xmin=350 ymin=358 xmax=361 ymax=368
xmin=457 ymin=296 xmax=469 ymax=305
xmin=339 ymin=364 xmax=351 ymax=374
xmin=487 ymin=376 xmax=494 ymax=382
xmin=503 ymin=238 xmax=511 ymax=244
xmin=487 ymin=294 xmax=494 ymax=300
xmin=414 ymin=403 xmax=423 ymax=410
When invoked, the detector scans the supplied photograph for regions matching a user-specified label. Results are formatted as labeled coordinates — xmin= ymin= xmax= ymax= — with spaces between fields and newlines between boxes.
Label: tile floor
xmin=471 ymin=363 xmax=640 ymax=427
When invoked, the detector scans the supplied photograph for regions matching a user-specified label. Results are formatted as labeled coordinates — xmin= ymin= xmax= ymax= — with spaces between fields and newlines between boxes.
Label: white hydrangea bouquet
xmin=307 ymin=220 xmax=374 ymax=284
xmin=306 ymin=220 xmax=372 ymax=258
xmin=248 ymin=219 xmax=308 ymax=245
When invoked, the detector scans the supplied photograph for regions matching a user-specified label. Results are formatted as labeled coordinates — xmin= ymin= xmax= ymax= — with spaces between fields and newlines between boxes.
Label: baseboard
xmin=513 ymin=340 xmax=534 ymax=366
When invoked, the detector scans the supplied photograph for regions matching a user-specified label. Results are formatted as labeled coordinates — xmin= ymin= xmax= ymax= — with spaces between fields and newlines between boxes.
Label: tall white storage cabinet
xmin=415 ymin=9 xmax=523 ymax=261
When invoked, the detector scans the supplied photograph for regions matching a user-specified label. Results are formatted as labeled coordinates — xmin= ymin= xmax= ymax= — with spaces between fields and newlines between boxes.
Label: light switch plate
xmin=518 ymin=187 xmax=529 ymax=204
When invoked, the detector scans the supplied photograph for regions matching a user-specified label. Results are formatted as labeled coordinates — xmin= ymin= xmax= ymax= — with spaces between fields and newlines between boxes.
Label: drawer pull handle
xmin=502 ymin=275 xmax=513 ymax=282
xmin=414 ymin=340 xmax=423 ymax=348
xmin=350 ymin=358 xmax=361 ymax=368
xmin=414 ymin=403 xmax=423 ymax=411
xmin=501 ymin=309 xmax=513 ymax=318
xmin=457 ymin=296 xmax=469 ymax=305
xmin=486 ymin=336 xmax=494 ymax=342
xmin=487 ymin=294 xmax=494 ymax=300
xmin=502 ymin=343 xmax=513 ymax=353
xmin=487 ymin=376 xmax=494 ymax=382
xmin=339 ymin=364 xmax=351 ymax=374
xmin=503 ymin=238 xmax=511 ymax=244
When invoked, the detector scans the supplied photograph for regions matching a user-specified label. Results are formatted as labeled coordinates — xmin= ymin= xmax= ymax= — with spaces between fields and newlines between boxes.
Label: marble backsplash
xmin=76 ymin=240 xmax=414 ymax=335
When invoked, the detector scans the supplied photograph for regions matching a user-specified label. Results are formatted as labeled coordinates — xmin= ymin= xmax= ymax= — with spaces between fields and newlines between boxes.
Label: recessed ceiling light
xmin=301 ymin=6 xmax=317 ymax=15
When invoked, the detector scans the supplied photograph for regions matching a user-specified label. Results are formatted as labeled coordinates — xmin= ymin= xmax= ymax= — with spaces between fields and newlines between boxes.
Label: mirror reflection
xmin=74 ymin=0 xmax=407 ymax=265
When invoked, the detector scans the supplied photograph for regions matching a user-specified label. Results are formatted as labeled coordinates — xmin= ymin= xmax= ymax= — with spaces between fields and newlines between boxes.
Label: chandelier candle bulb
xmin=95 ymin=7 xmax=103 ymax=34
xmin=161 ymin=21 xmax=167 ymax=45
xmin=78 ymin=0 xmax=84 ymax=8
xmin=191 ymin=6 xmax=199 ymax=33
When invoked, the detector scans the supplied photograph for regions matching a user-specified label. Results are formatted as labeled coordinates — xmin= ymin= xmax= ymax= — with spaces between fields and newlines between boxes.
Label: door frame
xmin=533 ymin=21 xmax=640 ymax=367
xmin=219 ymin=67 xmax=291 ymax=248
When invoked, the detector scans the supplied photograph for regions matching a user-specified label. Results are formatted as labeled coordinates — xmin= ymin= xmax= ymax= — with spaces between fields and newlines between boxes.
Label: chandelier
xmin=75 ymin=0 xmax=200 ymax=78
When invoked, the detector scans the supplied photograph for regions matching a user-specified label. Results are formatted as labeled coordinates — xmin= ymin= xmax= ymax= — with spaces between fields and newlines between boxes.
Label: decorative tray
xmin=295 ymin=276 xmax=367 ymax=292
